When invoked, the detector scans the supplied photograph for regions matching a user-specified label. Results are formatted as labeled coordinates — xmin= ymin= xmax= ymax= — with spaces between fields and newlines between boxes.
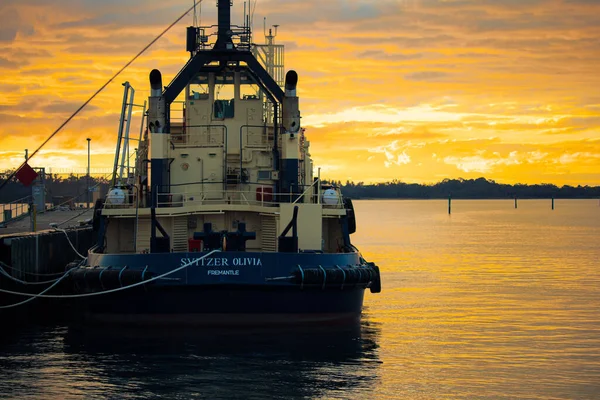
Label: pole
xmin=0 ymin=3 xmax=198 ymax=195
xmin=552 ymin=196 xmax=554 ymax=210
xmin=87 ymin=138 xmax=91 ymax=208
xmin=29 ymin=203 xmax=36 ymax=232
xmin=448 ymin=194 xmax=452 ymax=215
xmin=25 ymin=149 xmax=28 ymax=161
xmin=35 ymin=233 xmax=39 ymax=275
xmin=112 ymin=82 xmax=130 ymax=187
xmin=514 ymin=196 xmax=517 ymax=209
xmin=317 ymin=167 xmax=321 ymax=204
xmin=120 ymin=86 xmax=135 ymax=185
xmin=138 ymin=101 xmax=147 ymax=143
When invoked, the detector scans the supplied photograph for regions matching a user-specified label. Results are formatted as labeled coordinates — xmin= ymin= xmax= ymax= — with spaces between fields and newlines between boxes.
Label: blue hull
xmin=78 ymin=287 xmax=365 ymax=325
xmin=72 ymin=251 xmax=378 ymax=325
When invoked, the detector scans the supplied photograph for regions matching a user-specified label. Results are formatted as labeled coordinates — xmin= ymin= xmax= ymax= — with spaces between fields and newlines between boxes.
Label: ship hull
xmin=79 ymin=287 xmax=365 ymax=326
xmin=72 ymin=250 xmax=376 ymax=326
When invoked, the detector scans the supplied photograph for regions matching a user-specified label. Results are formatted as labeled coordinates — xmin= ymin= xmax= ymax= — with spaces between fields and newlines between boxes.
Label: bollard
xmin=29 ymin=203 xmax=37 ymax=232
xmin=35 ymin=233 xmax=39 ymax=275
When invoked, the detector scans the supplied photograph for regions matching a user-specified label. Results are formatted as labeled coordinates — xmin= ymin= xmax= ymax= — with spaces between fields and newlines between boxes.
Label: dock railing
xmin=0 ymin=195 xmax=33 ymax=225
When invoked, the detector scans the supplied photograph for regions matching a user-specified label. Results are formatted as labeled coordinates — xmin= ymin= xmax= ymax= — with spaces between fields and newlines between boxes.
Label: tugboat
xmin=71 ymin=1 xmax=381 ymax=325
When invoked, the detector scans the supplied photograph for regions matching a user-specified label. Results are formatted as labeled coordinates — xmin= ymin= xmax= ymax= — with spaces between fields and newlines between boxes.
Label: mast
xmin=214 ymin=0 xmax=234 ymax=50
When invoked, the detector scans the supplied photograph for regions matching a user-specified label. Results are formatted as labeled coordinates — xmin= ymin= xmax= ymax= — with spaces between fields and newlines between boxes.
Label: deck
xmin=0 ymin=208 xmax=93 ymax=237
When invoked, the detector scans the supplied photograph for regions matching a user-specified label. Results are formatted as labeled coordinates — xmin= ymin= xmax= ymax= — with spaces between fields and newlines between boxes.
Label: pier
xmin=0 ymin=209 xmax=95 ymax=317
xmin=0 ymin=208 xmax=93 ymax=235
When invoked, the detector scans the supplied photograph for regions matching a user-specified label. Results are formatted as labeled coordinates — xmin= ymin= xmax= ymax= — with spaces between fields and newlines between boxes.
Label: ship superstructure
xmin=72 ymin=1 xmax=381 ymax=324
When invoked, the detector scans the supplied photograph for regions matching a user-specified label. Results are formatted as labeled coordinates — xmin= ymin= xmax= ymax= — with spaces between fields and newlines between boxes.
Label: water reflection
xmin=53 ymin=321 xmax=380 ymax=399
xmin=7 ymin=200 xmax=598 ymax=399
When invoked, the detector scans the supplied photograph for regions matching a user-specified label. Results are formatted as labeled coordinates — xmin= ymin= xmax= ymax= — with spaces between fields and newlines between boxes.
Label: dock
xmin=0 ymin=208 xmax=95 ymax=316
xmin=0 ymin=208 xmax=93 ymax=236
xmin=0 ymin=208 xmax=95 ymax=278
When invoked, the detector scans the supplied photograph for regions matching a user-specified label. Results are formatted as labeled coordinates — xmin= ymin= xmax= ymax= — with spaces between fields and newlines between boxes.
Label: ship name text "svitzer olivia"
xmin=181 ymin=257 xmax=263 ymax=267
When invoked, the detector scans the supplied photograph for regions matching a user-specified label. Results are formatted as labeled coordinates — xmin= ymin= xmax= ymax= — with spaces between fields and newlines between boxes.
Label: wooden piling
xmin=2 ymin=227 xmax=94 ymax=282
xmin=448 ymin=194 xmax=452 ymax=215
xmin=552 ymin=196 xmax=555 ymax=210
xmin=514 ymin=196 xmax=518 ymax=209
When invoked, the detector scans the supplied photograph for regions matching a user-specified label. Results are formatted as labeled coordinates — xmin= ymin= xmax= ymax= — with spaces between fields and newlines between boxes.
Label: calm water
xmin=1 ymin=199 xmax=599 ymax=399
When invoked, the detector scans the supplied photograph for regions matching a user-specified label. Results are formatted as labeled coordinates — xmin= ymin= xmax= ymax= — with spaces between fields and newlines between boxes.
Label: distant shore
xmin=0 ymin=174 xmax=598 ymax=203
xmin=331 ymin=177 xmax=600 ymax=200
xmin=349 ymin=197 xmax=600 ymax=200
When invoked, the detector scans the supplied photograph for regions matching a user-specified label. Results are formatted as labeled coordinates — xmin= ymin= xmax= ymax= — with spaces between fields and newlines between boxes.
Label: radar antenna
xmin=193 ymin=0 xmax=201 ymax=27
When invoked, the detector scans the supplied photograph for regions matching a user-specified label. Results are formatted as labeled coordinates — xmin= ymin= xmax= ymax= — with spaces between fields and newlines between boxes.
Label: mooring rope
xmin=0 ymin=262 xmax=73 ymax=277
xmin=0 ymin=268 xmax=73 ymax=309
xmin=0 ymin=259 xmax=85 ymax=285
xmin=0 ymin=263 xmax=67 ymax=285
xmin=52 ymin=227 xmax=87 ymax=259
xmin=55 ymin=208 xmax=93 ymax=228
xmin=0 ymin=1 xmax=203 ymax=193
xmin=0 ymin=249 xmax=219 ymax=308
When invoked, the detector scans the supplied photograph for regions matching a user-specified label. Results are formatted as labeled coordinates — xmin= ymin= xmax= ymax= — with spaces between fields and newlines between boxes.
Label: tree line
xmin=1 ymin=172 xmax=599 ymax=203
xmin=326 ymin=178 xmax=600 ymax=199
xmin=0 ymin=172 xmax=110 ymax=204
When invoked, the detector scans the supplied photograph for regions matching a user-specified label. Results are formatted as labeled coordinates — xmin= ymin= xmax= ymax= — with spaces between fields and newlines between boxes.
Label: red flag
xmin=15 ymin=163 xmax=38 ymax=186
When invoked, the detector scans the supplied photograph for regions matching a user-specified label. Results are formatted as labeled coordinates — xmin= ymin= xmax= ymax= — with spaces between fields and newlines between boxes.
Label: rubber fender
xmin=344 ymin=198 xmax=356 ymax=234
xmin=344 ymin=267 xmax=372 ymax=285
xmin=65 ymin=260 xmax=81 ymax=272
xmin=70 ymin=268 xmax=152 ymax=291
xmin=369 ymin=264 xmax=381 ymax=293
xmin=298 ymin=268 xmax=322 ymax=284
xmin=292 ymin=267 xmax=373 ymax=286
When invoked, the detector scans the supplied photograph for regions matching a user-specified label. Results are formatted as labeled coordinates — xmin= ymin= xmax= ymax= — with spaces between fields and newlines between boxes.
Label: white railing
xmin=155 ymin=188 xmax=344 ymax=209
xmin=293 ymin=179 xmax=319 ymax=205
xmin=156 ymin=190 xmax=285 ymax=208
xmin=170 ymin=125 xmax=227 ymax=148
xmin=102 ymin=180 xmax=345 ymax=211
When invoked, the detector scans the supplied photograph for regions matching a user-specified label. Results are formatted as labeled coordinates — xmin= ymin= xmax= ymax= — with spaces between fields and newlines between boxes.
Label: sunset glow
xmin=1 ymin=0 xmax=599 ymax=185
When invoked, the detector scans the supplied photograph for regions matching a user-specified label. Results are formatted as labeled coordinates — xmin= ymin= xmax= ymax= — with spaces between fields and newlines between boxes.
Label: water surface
xmin=1 ymin=199 xmax=599 ymax=399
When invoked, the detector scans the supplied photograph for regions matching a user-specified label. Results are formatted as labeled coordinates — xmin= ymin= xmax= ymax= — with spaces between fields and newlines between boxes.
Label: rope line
xmin=54 ymin=228 xmax=87 ymax=259
xmin=0 ymin=263 xmax=67 ymax=285
xmin=55 ymin=208 xmax=93 ymax=228
xmin=42 ymin=171 xmax=112 ymax=214
xmin=0 ymin=1 xmax=203 ymax=193
xmin=0 ymin=249 xmax=219 ymax=304
xmin=0 ymin=262 xmax=72 ymax=277
xmin=0 ymin=269 xmax=73 ymax=309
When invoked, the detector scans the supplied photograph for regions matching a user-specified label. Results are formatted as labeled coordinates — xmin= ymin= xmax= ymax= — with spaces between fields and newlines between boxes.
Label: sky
xmin=0 ymin=0 xmax=599 ymax=185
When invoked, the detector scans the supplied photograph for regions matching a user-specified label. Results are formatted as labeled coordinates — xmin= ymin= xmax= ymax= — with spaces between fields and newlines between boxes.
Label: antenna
xmin=251 ymin=0 xmax=257 ymax=33
xmin=264 ymin=17 xmax=278 ymax=44
xmin=193 ymin=0 xmax=198 ymax=26
xmin=243 ymin=1 xmax=250 ymax=44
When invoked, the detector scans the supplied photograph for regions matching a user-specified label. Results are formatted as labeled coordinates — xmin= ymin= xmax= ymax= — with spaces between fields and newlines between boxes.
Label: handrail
xmin=132 ymin=185 xmax=140 ymax=252
xmin=2 ymin=171 xmax=111 ymax=226
xmin=1 ymin=195 xmax=33 ymax=224
xmin=107 ymin=188 xmax=344 ymax=210
xmin=169 ymin=124 xmax=227 ymax=149
xmin=45 ymin=170 xmax=112 ymax=212
xmin=293 ymin=178 xmax=319 ymax=204
xmin=240 ymin=192 xmax=250 ymax=205
xmin=6 ymin=195 xmax=32 ymax=205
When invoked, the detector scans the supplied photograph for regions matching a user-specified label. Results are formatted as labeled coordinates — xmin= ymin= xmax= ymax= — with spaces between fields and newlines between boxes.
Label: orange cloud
xmin=0 ymin=0 xmax=599 ymax=185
